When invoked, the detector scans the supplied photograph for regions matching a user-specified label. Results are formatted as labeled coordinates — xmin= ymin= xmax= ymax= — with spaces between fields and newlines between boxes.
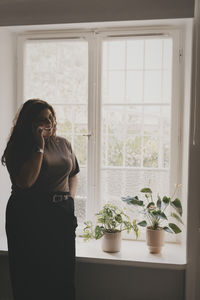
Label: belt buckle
xmin=52 ymin=195 xmax=63 ymax=203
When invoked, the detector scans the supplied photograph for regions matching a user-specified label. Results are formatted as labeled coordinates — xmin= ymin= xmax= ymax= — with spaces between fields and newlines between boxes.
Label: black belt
xmin=11 ymin=190 xmax=73 ymax=203
xmin=50 ymin=192 xmax=75 ymax=213
xmin=51 ymin=192 xmax=72 ymax=203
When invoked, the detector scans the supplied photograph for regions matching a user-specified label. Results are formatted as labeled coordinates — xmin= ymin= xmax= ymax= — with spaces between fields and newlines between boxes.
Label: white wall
xmin=0 ymin=0 xmax=195 ymax=26
xmin=0 ymin=29 xmax=17 ymax=236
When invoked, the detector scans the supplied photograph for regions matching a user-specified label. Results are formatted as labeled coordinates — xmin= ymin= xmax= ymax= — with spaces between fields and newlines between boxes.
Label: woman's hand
xmin=32 ymin=124 xmax=45 ymax=149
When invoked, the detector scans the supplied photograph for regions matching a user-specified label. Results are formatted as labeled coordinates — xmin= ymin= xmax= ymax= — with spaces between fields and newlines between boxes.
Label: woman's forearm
xmin=69 ymin=175 xmax=78 ymax=199
xmin=15 ymin=123 xmax=45 ymax=189
xmin=16 ymin=151 xmax=44 ymax=189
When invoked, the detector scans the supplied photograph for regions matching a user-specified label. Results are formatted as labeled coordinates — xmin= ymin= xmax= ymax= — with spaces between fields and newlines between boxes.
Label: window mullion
xmin=158 ymin=41 xmax=165 ymax=169
xmin=95 ymin=34 xmax=103 ymax=211
xmin=87 ymin=32 xmax=102 ymax=219
xmin=87 ymin=32 xmax=97 ymax=220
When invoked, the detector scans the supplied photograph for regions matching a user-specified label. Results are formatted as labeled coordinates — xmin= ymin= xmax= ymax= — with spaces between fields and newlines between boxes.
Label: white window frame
xmin=17 ymin=25 xmax=183 ymax=243
xmin=96 ymin=28 xmax=183 ymax=242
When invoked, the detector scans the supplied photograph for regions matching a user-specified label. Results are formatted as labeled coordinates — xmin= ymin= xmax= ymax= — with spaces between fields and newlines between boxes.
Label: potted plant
xmin=82 ymin=203 xmax=139 ymax=253
xmin=122 ymin=185 xmax=183 ymax=254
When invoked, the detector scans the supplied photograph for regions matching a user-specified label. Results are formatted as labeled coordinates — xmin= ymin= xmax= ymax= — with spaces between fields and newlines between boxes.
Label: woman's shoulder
xmin=53 ymin=135 xmax=72 ymax=149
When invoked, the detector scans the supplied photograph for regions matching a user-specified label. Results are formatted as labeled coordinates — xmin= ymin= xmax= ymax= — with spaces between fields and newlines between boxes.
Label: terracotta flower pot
xmin=146 ymin=227 xmax=165 ymax=254
xmin=101 ymin=231 xmax=122 ymax=253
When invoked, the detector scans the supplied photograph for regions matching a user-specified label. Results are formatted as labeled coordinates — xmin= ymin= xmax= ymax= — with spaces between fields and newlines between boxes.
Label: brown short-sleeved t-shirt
xmin=7 ymin=136 xmax=80 ymax=193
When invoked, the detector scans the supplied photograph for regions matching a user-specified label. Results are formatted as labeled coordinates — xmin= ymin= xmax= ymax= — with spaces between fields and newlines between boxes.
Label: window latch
xmin=82 ymin=133 xmax=92 ymax=137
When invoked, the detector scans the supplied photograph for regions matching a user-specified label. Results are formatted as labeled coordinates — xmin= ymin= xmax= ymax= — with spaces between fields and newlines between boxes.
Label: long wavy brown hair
xmin=1 ymin=99 xmax=57 ymax=166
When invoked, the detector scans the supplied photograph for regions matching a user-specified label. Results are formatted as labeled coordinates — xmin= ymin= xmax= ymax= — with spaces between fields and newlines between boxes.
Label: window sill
xmin=0 ymin=235 xmax=186 ymax=270
xmin=76 ymin=237 xmax=186 ymax=270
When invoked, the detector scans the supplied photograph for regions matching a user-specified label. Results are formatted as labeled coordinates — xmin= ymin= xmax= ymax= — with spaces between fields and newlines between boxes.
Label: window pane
xmin=107 ymin=40 xmax=126 ymax=70
xmin=125 ymin=136 xmax=142 ymax=167
xmin=74 ymin=135 xmax=87 ymax=166
xmin=108 ymin=71 xmax=125 ymax=101
xmin=127 ymin=40 xmax=144 ymax=70
xmin=101 ymin=37 xmax=172 ymax=213
xmin=143 ymin=136 xmax=159 ymax=168
xmin=145 ymin=39 xmax=162 ymax=69
xmin=126 ymin=71 xmax=143 ymax=102
xmin=163 ymin=39 xmax=173 ymax=70
xmin=107 ymin=135 xmax=124 ymax=166
xmin=25 ymin=72 xmax=57 ymax=101
xmin=163 ymin=142 xmax=170 ymax=168
xmin=143 ymin=106 xmax=160 ymax=136
xmin=102 ymin=70 xmax=108 ymax=101
xmin=163 ymin=70 xmax=172 ymax=102
xmin=25 ymin=41 xmax=57 ymax=72
xmin=102 ymin=106 xmax=125 ymax=167
xmin=101 ymin=169 xmax=170 ymax=203
xmin=144 ymin=70 xmax=162 ymax=102
xmin=127 ymin=106 xmax=143 ymax=135
xmin=24 ymin=39 xmax=88 ymax=223
xmin=162 ymin=106 xmax=171 ymax=136
xmin=24 ymin=40 xmax=88 ymax=104
xmin=76 ymin=167 xmax=87 ymax=223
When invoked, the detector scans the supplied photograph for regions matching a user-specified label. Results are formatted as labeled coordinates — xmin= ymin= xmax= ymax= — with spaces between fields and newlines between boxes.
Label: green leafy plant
xmin=122 ymin=185 xmax=183 ymax=234
xmin=82 ymin=203 xmax=139 ymax=241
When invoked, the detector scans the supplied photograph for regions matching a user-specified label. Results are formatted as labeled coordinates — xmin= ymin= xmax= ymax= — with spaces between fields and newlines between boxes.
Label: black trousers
xmin=5 ymin=191 xmax=78 ymax=300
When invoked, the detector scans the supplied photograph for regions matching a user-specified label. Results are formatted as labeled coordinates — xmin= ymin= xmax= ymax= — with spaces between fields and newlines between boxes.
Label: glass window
xmin=23 ymin=33 xmax=177 ymax=241
xmin=101 ymin=38 xmax=173 ymax=223
xmin=24 ymin=39 xmax=88 ymax=223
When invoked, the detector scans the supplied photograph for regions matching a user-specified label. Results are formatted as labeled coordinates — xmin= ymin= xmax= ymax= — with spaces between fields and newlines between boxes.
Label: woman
xmin=1 ymin=99 xmax=79 ymax=300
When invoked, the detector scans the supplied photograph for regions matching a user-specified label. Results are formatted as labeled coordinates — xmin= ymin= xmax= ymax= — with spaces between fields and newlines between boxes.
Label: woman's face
xmin=34 ymin=108 xmax=55 ymax=138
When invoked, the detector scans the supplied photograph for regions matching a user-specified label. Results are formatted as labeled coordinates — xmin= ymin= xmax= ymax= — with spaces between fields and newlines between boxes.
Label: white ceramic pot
xmin=101 ymin=231 xmax=122 ymax=253
xmin=146 ymin=227 xmax=165 ymax=254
